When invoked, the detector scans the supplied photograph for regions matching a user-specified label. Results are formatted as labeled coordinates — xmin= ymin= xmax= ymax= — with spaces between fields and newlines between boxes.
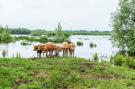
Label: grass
xmin=0 ymin=57 xmax=135 ymax=89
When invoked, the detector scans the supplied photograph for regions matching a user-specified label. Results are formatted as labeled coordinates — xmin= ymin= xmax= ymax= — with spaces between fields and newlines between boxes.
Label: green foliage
xmin=38 ymin=36 xmax=48 ymax=43
xmin=90 ymin=42 xmax=97 ymax=48
xmin=76 ymin=41 xmax=83 ymax=46
xmin=54 ymin=22 xmax=67 ymax=43
xmin=0 ymin=27 xmax=12 ymax=43
xmin=92 ymin=53 xmax=99 ymax=62
xmin=15 ymin=52 xmax=21 ymax=59
xmin=31 ymin=30 xmax=46 ymax=36
xmin=14 ymin=35 xmax=68 ymax=43
xmin=14 ymin=23 xmax=70 ymax=43
xmin=46 ymin=71 xmax=80 ymax=88
xmin=113 ymin=55 xmax=127 ymax=66
xmin=10 ymin=28 xmax=31 ymax=34
xmin=0 ymin=57 xmax=135 ymax=88
xmin=111 ymin=54 xmax=135 ymax=69
xmin=112 ymin=0 xmax=135 ymax=55
xmin=65 ymin=31 xmax=111 ymax=35
xmin=14 ymin=36 xmax=38 ymax=42
xmin=127 ymin=57 xmax=135 ymax=69
xmin=47 ymin=32 xmax=56 ymax=37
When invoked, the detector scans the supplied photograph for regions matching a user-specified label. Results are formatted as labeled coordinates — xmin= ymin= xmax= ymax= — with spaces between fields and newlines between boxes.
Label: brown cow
xmin=53 ymin=44 xmax=65 ymax=56
xmin=37 ymin=42 xmax=56 ymax=58
xmin=33 ymin=45 xmax=42 ymax=58
xmin=68 ymin=43 xmax=76 ymax=57
xmin=62 ymin=42 xmax=69 ymax=57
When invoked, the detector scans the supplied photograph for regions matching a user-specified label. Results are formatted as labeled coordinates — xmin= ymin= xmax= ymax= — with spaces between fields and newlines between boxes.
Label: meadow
xmin=1 ymin=57 xmax=135 ymax=89
xmin=1 ymin=1 xmax=135 ymax=88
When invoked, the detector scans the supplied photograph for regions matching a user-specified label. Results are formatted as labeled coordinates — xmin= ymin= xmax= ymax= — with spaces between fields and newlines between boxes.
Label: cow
xmin=33 ymin=45 xmax=42 ymax=58
xmin=68 ymin=43 xmax=76 ymax=57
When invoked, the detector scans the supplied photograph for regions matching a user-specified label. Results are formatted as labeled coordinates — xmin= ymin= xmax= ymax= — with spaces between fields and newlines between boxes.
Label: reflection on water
xmin=0 ymin=35 xmax=119 ymax=60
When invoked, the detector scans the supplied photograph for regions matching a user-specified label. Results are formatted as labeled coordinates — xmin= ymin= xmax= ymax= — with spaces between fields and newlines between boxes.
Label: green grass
xmin=0 ymin=57 xmax=135 ymax=89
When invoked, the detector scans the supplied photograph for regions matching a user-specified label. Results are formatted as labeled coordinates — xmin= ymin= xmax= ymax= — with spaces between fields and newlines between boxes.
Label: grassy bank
xmin=0 ymin=57 xmax=135 ymax=89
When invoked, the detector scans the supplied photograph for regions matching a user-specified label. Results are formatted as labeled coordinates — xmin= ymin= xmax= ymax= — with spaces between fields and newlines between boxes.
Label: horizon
xmin=0 ymin=0 xmax=119 ymax=31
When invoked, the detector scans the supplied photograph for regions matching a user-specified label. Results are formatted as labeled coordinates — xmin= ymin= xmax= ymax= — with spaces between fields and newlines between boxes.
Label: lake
xmin=0 ymin=35 xmax=119 ymax=60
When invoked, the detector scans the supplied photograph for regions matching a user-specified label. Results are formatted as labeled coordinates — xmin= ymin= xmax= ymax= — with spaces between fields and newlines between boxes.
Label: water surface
xmin=0 ymin=35 xmax=119 ymax=60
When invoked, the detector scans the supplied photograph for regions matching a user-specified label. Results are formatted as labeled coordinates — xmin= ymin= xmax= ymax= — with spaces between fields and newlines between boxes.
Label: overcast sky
xmin=0 ymin=0 xmax=119 ymax=31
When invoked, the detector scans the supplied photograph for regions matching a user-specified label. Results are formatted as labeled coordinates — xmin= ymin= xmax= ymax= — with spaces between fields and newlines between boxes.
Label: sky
xmin=0 ymin=0 xmax=119 ymax=31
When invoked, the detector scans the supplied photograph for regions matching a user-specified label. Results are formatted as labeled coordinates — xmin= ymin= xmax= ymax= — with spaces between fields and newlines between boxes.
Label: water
xmin=0 ymin=35 xmax=119 ymax=60
xmin=69 ymin=35 xmax=119 ymax=60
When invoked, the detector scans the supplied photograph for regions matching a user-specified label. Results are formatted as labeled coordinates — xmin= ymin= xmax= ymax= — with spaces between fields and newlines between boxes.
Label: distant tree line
xmin=10 ymin=28 xmax=31 ymax=34
xmin=8 ymin=28 xmax=111 ymax=36
xmin=64 ymin=31 xmax=111 ymax=35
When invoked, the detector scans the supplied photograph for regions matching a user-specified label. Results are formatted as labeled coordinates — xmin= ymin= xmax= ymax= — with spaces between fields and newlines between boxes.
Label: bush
xmin=38 ymin=36 xmax=48 ymax=43
xmin=90 ymin=42 xmax=96 ymax=48
xmin=111 ymin=54 xmax=135 ymax=69
xmin=127 ymin=57 xmax=135 ymax=69
xmin=31 ymin=30 xmax=47 ymax=36
xmin=76 ymin=41 xmax=83 ymax=46
xmin=113 ymin=55 xmax=127 ymax=66
xmin=15 ymin=36 xmax=38 ymax=42
xmin=0 ymin=28 xmax=13 ymax=43
xmin=90 ymin=42 xmax=94 ymax=48
xmin=92 ymin=53 xmax=99 ymax=62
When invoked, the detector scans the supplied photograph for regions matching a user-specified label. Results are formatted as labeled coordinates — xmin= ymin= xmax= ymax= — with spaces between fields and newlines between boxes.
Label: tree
xmin=55 ymin=22 xmax=66 ymax=42
xmin=112 ymin=0 xmax=135 ymax=55
xmin=0 ymin=26 xmax=12 ymax=43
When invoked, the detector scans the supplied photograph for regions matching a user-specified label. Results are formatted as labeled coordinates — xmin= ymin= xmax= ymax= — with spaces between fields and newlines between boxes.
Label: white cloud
xmin=0 ymin=0 xmax=119 ymax=31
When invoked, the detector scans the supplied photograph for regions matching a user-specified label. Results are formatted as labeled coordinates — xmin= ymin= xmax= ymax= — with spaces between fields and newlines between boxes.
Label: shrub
xmin=0 ymin=29 xmax=12 ymax=43
xmin=38 ymin=36 xmax=48 ymax=43
xmin=90 ymin=42 xmax=94 ymax=48
xmin=113 ymin=55 xmax=127 ymax=66
xmin=90 ymin=42 xmax=96 ymax=48
xmin=94 ymin=44 xmax=97 ymax=47
xmin=76 ymin=41 xmax=83 ymax=46
xmin=92 ymin=53 xmax=99 ymax=62
xmin=127 ymin=57 xmax=135 ymax=69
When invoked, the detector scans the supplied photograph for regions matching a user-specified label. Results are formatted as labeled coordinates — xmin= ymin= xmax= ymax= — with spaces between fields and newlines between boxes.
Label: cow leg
xmin=66 ymin=49 xmax=68 ymax=57
xmin=37 ymin=52 xmax=38 ymax=58
xmin=50 ymin=50 xmax=53 ymax=57
xmin=43 ymin=52 xmax=44 ymax=57
xmin=48 ymin=51 xmax=52 ymax=57
xmin=73 ymin=50 xmax=75 ymax=57
xmin=37 ymin=52 xmax=40 ymax=58
xmin=63 ymin=50 xmax=65 ymax=57
xmin=46 ymin=51 xmax=48 ymax=58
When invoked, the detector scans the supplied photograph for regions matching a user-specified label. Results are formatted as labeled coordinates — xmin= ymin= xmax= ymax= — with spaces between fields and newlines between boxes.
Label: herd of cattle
xmin=33 ymin=42 xmax=76 ymax=58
